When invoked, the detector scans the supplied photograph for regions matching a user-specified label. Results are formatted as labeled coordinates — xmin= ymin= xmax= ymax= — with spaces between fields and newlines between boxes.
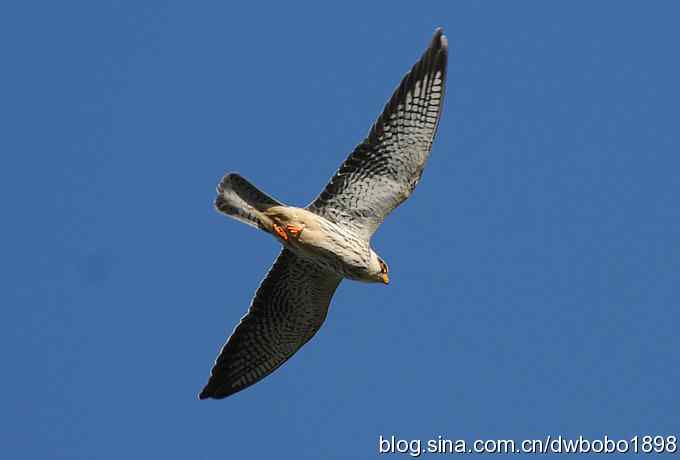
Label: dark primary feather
xmin=199 ymin=249 xmax=342 ymax=399
xmin=308 ymin=28 xmax=448 ymax=239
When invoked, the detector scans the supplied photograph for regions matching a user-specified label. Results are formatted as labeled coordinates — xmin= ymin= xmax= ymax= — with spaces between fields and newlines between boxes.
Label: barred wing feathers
xmin=308 ymin=29 xmax=448 ymax=239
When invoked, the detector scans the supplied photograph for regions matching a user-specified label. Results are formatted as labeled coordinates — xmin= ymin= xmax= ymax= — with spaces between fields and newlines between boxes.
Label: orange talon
xmin=273 ymin=223 xmax=288 ymax=241
xmin=286 ymin=224 xmax=304 ymax=238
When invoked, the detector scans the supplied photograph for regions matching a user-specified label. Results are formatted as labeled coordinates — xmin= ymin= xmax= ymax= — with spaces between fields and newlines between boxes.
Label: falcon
xmin=200 ymin=29 xmax=448 ymax=399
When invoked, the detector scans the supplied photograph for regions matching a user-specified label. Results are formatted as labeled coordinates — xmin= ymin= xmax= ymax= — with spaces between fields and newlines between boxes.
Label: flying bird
xmin=200 ymin=29 xmax=448 ymax=399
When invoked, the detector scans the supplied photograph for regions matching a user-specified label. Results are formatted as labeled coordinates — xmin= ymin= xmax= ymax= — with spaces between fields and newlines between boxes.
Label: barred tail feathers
xmin=214 ymin=173 xmax=283 ymax=231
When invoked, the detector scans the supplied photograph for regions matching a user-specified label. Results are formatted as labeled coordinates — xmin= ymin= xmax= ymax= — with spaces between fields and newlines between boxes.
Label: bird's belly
xmin=286 ymin=227 xmax=371 ymax=280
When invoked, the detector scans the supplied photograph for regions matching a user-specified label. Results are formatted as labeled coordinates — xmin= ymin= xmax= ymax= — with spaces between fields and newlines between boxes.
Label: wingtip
xmin=199 ymin=377 xmax=239 ymax=400
xmin=431 ymin=27 xmax=448 ymax=53
xmin=439 ymin=34 xmax=448 ymax=53
xmin=198 ymin=384 xmax=215 ymax=400
xmin=198 ymin=386 xmax=234 ymax=400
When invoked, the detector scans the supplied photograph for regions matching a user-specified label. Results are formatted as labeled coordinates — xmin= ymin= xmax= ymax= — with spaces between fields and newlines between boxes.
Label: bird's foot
xmin=272 ymin=223 xmax=288 ymax=241
xmin=286 ymin=224 xmax=304 ymax=238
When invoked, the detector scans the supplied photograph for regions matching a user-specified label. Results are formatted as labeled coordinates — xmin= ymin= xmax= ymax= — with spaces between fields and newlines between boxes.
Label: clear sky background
xmin=2 ymin=1 xmax=679 ymax=459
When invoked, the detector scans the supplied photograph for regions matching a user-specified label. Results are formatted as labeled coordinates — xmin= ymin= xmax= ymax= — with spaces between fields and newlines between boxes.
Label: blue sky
xmin=2 ymin=1 xmax=679 ymax=458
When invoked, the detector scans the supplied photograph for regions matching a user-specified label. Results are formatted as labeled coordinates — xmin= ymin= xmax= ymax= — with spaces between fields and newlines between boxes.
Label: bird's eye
xmin=379 ymin=260 xmax=388 ymax=273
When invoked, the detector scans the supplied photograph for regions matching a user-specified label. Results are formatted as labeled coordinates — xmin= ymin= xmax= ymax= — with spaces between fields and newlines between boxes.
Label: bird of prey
xmin=200 ymin=28 xmax=448 ymax=399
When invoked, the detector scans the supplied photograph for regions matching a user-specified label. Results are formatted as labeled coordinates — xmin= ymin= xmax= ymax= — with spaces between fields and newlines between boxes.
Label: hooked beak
xmin=381 ymin=273 xmax=390 ymax=285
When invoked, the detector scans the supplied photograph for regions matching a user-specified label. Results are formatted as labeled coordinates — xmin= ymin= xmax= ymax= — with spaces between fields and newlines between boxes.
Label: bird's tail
xmin=214 ymin=173 xmax=283 ymax=231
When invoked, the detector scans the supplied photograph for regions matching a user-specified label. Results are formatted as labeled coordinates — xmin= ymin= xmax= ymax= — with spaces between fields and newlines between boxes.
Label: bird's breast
xmin=284 ymin=213 xmax=372 ymax=280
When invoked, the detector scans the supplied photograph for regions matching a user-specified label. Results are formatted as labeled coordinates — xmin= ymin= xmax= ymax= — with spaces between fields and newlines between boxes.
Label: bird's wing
xmin=199 ymin=249 xmax=342 ymax=399
xmin=307 ymin=29 xmax=448 ymax=239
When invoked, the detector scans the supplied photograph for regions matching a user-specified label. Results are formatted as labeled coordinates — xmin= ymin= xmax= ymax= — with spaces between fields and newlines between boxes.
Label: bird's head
xmin=367 ymin=252 xmax=390 ymax=285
